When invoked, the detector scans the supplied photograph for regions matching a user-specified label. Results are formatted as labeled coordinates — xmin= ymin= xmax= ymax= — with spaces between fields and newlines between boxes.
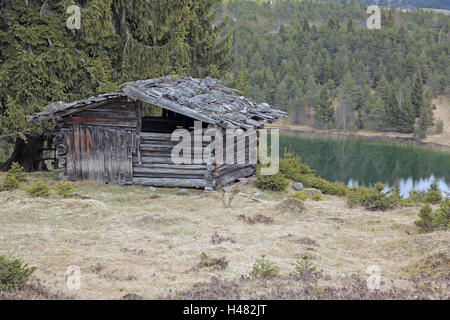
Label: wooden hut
xmin=28 ymin=76 xmax=286 ymax=189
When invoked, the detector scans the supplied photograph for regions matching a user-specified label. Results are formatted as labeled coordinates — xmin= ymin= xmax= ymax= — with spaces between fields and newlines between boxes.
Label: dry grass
xmin=0 ymin=172 xmax=448 ymax=299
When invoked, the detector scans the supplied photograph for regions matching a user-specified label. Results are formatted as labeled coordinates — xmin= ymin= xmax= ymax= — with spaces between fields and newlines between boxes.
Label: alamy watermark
xmin=366 ymin=265 xmax=381 ymax=291
xmin=367 ymin=5 xmax=381 ymax=30
xmin=65 ymin=265 xmax=81 ymax=290
xmin=66 ymin=5 xmax=81 ymax=30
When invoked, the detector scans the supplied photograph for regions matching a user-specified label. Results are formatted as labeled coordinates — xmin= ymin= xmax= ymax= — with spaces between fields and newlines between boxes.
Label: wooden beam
xmin=132 ymin=177 xmax=213 ymax=188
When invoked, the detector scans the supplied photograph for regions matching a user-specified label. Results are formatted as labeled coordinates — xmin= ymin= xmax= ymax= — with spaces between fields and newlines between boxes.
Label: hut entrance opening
xmin=140 ymin=103 xmax=198 ymax=134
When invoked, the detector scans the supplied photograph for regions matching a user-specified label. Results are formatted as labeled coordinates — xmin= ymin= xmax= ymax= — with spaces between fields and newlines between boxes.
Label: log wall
xmin=132 ymin=132 xmax=214 ymax=188
xmin=132 ymin=131 xmax=256 ymax=188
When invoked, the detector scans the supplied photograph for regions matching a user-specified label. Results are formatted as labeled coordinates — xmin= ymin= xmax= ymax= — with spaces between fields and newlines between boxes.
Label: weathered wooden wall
xmin=55 ymin=99 xmax=138 ymax=184
xmin=132 ymin=132 xmax=214 ymax=188
xmin=132 ymin=131 xmax=256 ymax=188
xmin=53 ymin=99 xmax=257 ymax=188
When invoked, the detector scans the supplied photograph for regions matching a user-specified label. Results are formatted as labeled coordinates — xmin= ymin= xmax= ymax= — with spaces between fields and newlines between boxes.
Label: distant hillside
xmin=223 ymin=0 xmax=450 ymax=136
xmin=353 ymin=0 xmax=450 ymax=10
xmin=263 ymin=1 xmax=450 ymax=11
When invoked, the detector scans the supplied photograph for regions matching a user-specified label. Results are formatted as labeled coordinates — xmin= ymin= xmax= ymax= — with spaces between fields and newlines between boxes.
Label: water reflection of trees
xmin=280 ymin=135 xmax=450 ymax=187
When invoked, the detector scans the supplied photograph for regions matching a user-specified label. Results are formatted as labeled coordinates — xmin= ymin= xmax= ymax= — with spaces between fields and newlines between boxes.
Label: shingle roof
xmin=28 ymin=76 xmax=287 ymax=129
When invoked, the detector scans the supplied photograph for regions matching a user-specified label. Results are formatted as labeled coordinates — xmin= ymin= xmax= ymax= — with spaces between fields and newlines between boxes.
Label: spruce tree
xmin=314 ymin=86 xmax=334 ymax=128
xmin=185 ymin=0 xmax=234 ymax=79
xmin=0 ymin=0 xmax=119 ymax=170
xmin=418 ymin=89 xmax=435 ymax=134
xmin=228 ymin=60 xmax=250 ymax=96
xmin=0 ymin=0 xmax=235 ymax=171
xmin=383 ymin=90 xmax=400 ymax=130
xmin=396 ymin=90 xmax=415 ymax=133
xmin=411 ymin=72 xmax=424 ymax=117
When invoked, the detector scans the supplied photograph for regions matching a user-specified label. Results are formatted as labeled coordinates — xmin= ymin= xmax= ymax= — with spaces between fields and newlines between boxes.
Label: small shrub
xmin=7 ymin=162 xmax=27 ymax=182
xmin=303 ymin=188 xmax=322 ymax=197
xmin=346 ymin=182 xmax=398 ymax=211
xmin=415 ymin=200 xmax=450 ymax=232
xmin=277 ymin=198 xmax=305 ymax=214
xmin=436 ymin=119 xmax=444 ymax=134
xmin=290 ymin=191 xmax=308 ymax=201
xmin=210 ymin=232 xmax=235 ymax=244
xmin=407 ymin=190 xmax=427 ymax=203
xmin=425 ymin=181 xmax=442 ymax=204
xmin=296 ymin=175 xmax=349 ymax=196
xmin=278 ymin=151 xmax=349 ymax=197
xmin=53 ymin=179 xmax=75 ymax=198
xmin=279 ymin=151 xmax=314 ymax=181
xmin=414 ymin=127 xmax=426 ymax=139
xmin=26 ymin=181 xmax=50 ymax=198
xmin=238 ymin=214 xmax=273 ymax=224
xmin=294 ymin=255 xmax=317 ymax=277
xmin=255 ymin=166 xmax=289 ymax=191
xmin=414 ymin=205 xmax=434 ymax=232
xmin=312 ymin=194 xmax=323 ymax=201
xmin=434 ymin=199 xmax=450 ymax=229
xmin=250 ymin=255 xmax=279 ymax=278
xmin=0 ymin=175 xmax=19 ymax=191
xmin=220 ymin=188 xmax=240 ymax=208
xmin=190 ymin=253 xmax=228 ymax=272
xmin=0 ymin=255 xmax=37 ymax=292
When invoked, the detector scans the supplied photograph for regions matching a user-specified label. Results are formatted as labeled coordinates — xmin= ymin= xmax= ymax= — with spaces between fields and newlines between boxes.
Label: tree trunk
xmin=0 ymin=135 xmax=47 ymax=172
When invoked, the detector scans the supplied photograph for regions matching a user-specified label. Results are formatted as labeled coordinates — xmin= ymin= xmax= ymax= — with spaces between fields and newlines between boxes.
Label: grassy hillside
xmin=0 ymin=172 xmax=448 ymax=299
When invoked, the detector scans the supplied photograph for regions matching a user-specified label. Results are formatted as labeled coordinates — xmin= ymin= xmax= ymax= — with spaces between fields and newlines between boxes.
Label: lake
xmin=280 ymin=133 xmax=450 ymax=198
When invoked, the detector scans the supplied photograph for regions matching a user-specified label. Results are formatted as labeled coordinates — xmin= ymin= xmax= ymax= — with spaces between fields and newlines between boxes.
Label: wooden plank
xmin=64 ymin=117 xmax=137 ymax=128
xmin=215 ymin=166 xmax=256 ymax=188
xmin=136 ymin=101 xmax=142 ymax=133
xmin=139 ymin=144 xmax=206 ymax=153
xmin=114 ymin=130 xmax=122 ymax=184
xmin=132 ymin=177 xmax=213 ymax=188
xmin=65 ymin=131 xmax=75 ymax=180
xmin=85 ymin=127 xmax=95 ymax=182
xmin=139 ymin=138 xmax=210 ymax=146
xmin=75 ymin=110 xmax=137 ymax=120
xmin=133 ymin=156 xmax=176 ymax=164
xmin=96 ymin=128 xmax=106 ymax=183
xmin=132 ymin=163 xmax=207 ymax=170
xmin=126 ymin=130 xmax=133 ymax=184
xmin=133 ymin=173 xmax=207 ymax=179
xmin=104 ymin=129 xmax=113 ymax=183
xmin=91 ymin=104 xmax=137 ymax=113
xmin=80 ymin=127 xmax=89 ymax=181
xmin=138 ymin=132 xmax=173 ymax=140
xmin=73 ymin=124 xmax=82 ymax=180
xmin=133 ymin=167 xmax=207 ymax=176
xmin=212 ymin=164 xmax=249 ymax=177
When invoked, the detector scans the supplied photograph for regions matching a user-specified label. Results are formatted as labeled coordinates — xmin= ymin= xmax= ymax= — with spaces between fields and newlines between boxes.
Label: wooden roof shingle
xmin=28 ymin=76 xmax=287 ymax=129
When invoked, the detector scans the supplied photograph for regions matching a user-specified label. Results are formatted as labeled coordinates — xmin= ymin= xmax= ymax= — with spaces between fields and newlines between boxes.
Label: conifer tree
xmin=383 ymin=90 xmax=400 ymax=130
xmin=314 ymin=86 xmax=334 ymax=128
xmin=0 ymin=0 xmax=119 ymax=170
xmin=418 ymin=89 xmax=435 ymax=134
xmin=411 ymin=72 xmax=424 ymax=117
xmin=0 ymin=0 xmax=234 ymax=171
xmin=185 ymin=0 xmax=233 ymax=79
xmin=396 ymin=89 xmax=415 ymax=133
xmin=228 ymin=60 xmax=250 ymax=96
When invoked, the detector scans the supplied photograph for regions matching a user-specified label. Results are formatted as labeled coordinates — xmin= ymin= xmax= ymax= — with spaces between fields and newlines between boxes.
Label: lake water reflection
xmin=280 ymin=133 xmax=450 ymax=198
